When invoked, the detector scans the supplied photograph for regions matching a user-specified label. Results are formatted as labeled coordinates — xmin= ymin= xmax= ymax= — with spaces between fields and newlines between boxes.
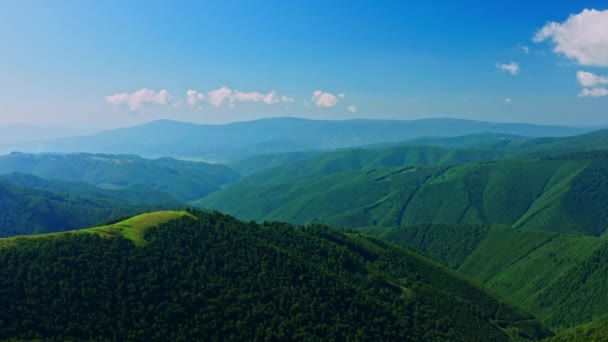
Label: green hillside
xmin=0 ymin=209 xmax=550 ymax=341
xmin=233 ymin=144 xmax=507 ymax=182
xmin=504 ymin=129 xmax=608 ymax=156
xmin=228 ymin=151 xmax=321 ymax=175
xmin=225 ymin=128 xmax=608 ymax=175
xmin=0 ymin=152 xmax=239 ymax=201
xmin=0 ymin=172 xmax=182 ymax=205
xmin=0 ymin=210 xmax=194 ymax=248
xmin=366 ymin=133 xmax=529 ymax=150
xmin=0 ymin=181 xmax=181 ymax=238
xmin=546 ymin=315 xmax=608 ymax=341
xmin=367 ymin=223 xmax=608 ymax=330
xmin=199 ymin=152 xmax=608 ymax=236
xmin=371 ymin=128 xmax=608 ymax=157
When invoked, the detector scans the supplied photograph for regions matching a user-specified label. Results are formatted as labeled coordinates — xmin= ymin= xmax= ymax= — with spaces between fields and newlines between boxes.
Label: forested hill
xmin=0 ymin=172 xmax=182 ymax=205
xmin=0 ymin=152 xmax=239 ymax=201
xmin=199 ymin=151 xmax=608 ymax=236
xmin=368 ymin=222 xmax=608 ymax=330
xmin=0 ymin=209 xmax=551 ymax=341
xmin=226 ymin=127 xmax=608 ymax=175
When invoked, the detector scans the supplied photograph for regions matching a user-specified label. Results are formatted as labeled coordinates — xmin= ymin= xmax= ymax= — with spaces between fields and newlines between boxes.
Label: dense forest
xmin=0 ymin=209 xmax=550 ymax=341
xmin=365 ymin=222 xmax=608 ymax=330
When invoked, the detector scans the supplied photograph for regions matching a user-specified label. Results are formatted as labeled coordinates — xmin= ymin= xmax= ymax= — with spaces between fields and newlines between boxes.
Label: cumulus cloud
xmin=347 ymin=105 xmax=357 ymax=113
xmin=205 ymin=87 xmax=291 ymax=108
xmin=311 ymin=90 xmax=339 ymax=107
xmin=577 ymin=71 xmax=608 ymax=87
xmin=504 ymin=98 xmax=512 ymax=104
xmin=496 ymin=62 xmax=520 ymax=75
xmin=579 ymin=87 xmax=608 ymax=98
xmin=522 ymin=46 xmax=530 ymax=54
xmin=207 ymin=87 xmax=234 ymax=107
xmin=186 ymin=89 xmax=205 ymax=107
xmin=234 ymin=90 xmax=280 ymax=104
xmin=534 ymin=9 xmax=608 ymax=66
xmin=105 ymin=88 xmax=171 ymax=111
xmin=108 ymin=86 xmax=293 ymax=110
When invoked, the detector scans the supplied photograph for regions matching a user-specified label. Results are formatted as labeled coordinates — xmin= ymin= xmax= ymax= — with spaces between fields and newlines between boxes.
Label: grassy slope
xmin=0 ymin=210 xmax=551 ymax=340
xmin=79 ymin=210 xmax=197 ymax=245
xmin=0 ymin=210 xmax=195 ymax=248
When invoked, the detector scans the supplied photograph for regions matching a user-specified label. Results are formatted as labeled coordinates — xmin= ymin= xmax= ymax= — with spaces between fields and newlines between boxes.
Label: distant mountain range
xmin=1 ymin=117 xmax=594 ymax=161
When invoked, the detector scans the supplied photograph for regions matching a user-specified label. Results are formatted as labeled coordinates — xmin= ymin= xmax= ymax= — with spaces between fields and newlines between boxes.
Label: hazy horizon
xmin=1 ymin=115 xmax=605 ymax=140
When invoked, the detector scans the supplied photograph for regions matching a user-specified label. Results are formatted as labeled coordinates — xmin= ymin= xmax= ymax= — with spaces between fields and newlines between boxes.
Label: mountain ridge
xmin=0 ymin=209 xmax=551 ymax=340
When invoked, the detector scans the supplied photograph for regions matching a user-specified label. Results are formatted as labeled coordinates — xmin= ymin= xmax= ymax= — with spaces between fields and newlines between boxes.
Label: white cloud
xmin=534 ymin=9 xmax=608 ymax=66
xmin=235 ymin=90 xmax=281 ymax=104
xmin=496 ymin=62 xmax=520 ymax=75
xmin=338 ymin=93 xmax=345 ymax=99
xmin=522 ymin=46 xmax=530 ymax=54
xmin=206 ymin=87 xmax=289 ymax=108
xmin=186 ymin=89 xmax=205 ymax=107
xmin=577 ymin=71 xmax=608 ymax=87
xmin=207 ymin=87 xmax=234 ymax=107
xmin=311 ymin=90 xmax=339 ymax=107
xmin=108 ymin=86 xmax=294 ymax=110
xmin=105 ymin=88 xmax=171 ymax=111
xmin=347 ymin=105 xmax=357 ymax=113
xmin=504 ymin=98 xmax=512 ymax=104
xmin=579 ymin=87 xmax=608 ymax=98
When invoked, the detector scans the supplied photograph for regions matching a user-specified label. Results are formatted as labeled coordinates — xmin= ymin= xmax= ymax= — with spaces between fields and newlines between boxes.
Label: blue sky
xmin=0 ymin=0 xmax=607 ymax=129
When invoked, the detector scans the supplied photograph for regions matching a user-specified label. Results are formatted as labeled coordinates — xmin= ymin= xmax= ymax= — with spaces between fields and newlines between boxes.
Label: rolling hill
xmin=0 ymin=152 xmax=239 ymax=201
xmin=366 ymin=128 xmax=608 ymax=156
xmin=4 ymin=117 xmax=590 ymax=160
xmin=198 ymin=151 xmax=608 ymax=236
xmin=0 ymin=209 xmax=550 ymax=341
xmin=223 ymin=127 xmax=608 ymax=176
